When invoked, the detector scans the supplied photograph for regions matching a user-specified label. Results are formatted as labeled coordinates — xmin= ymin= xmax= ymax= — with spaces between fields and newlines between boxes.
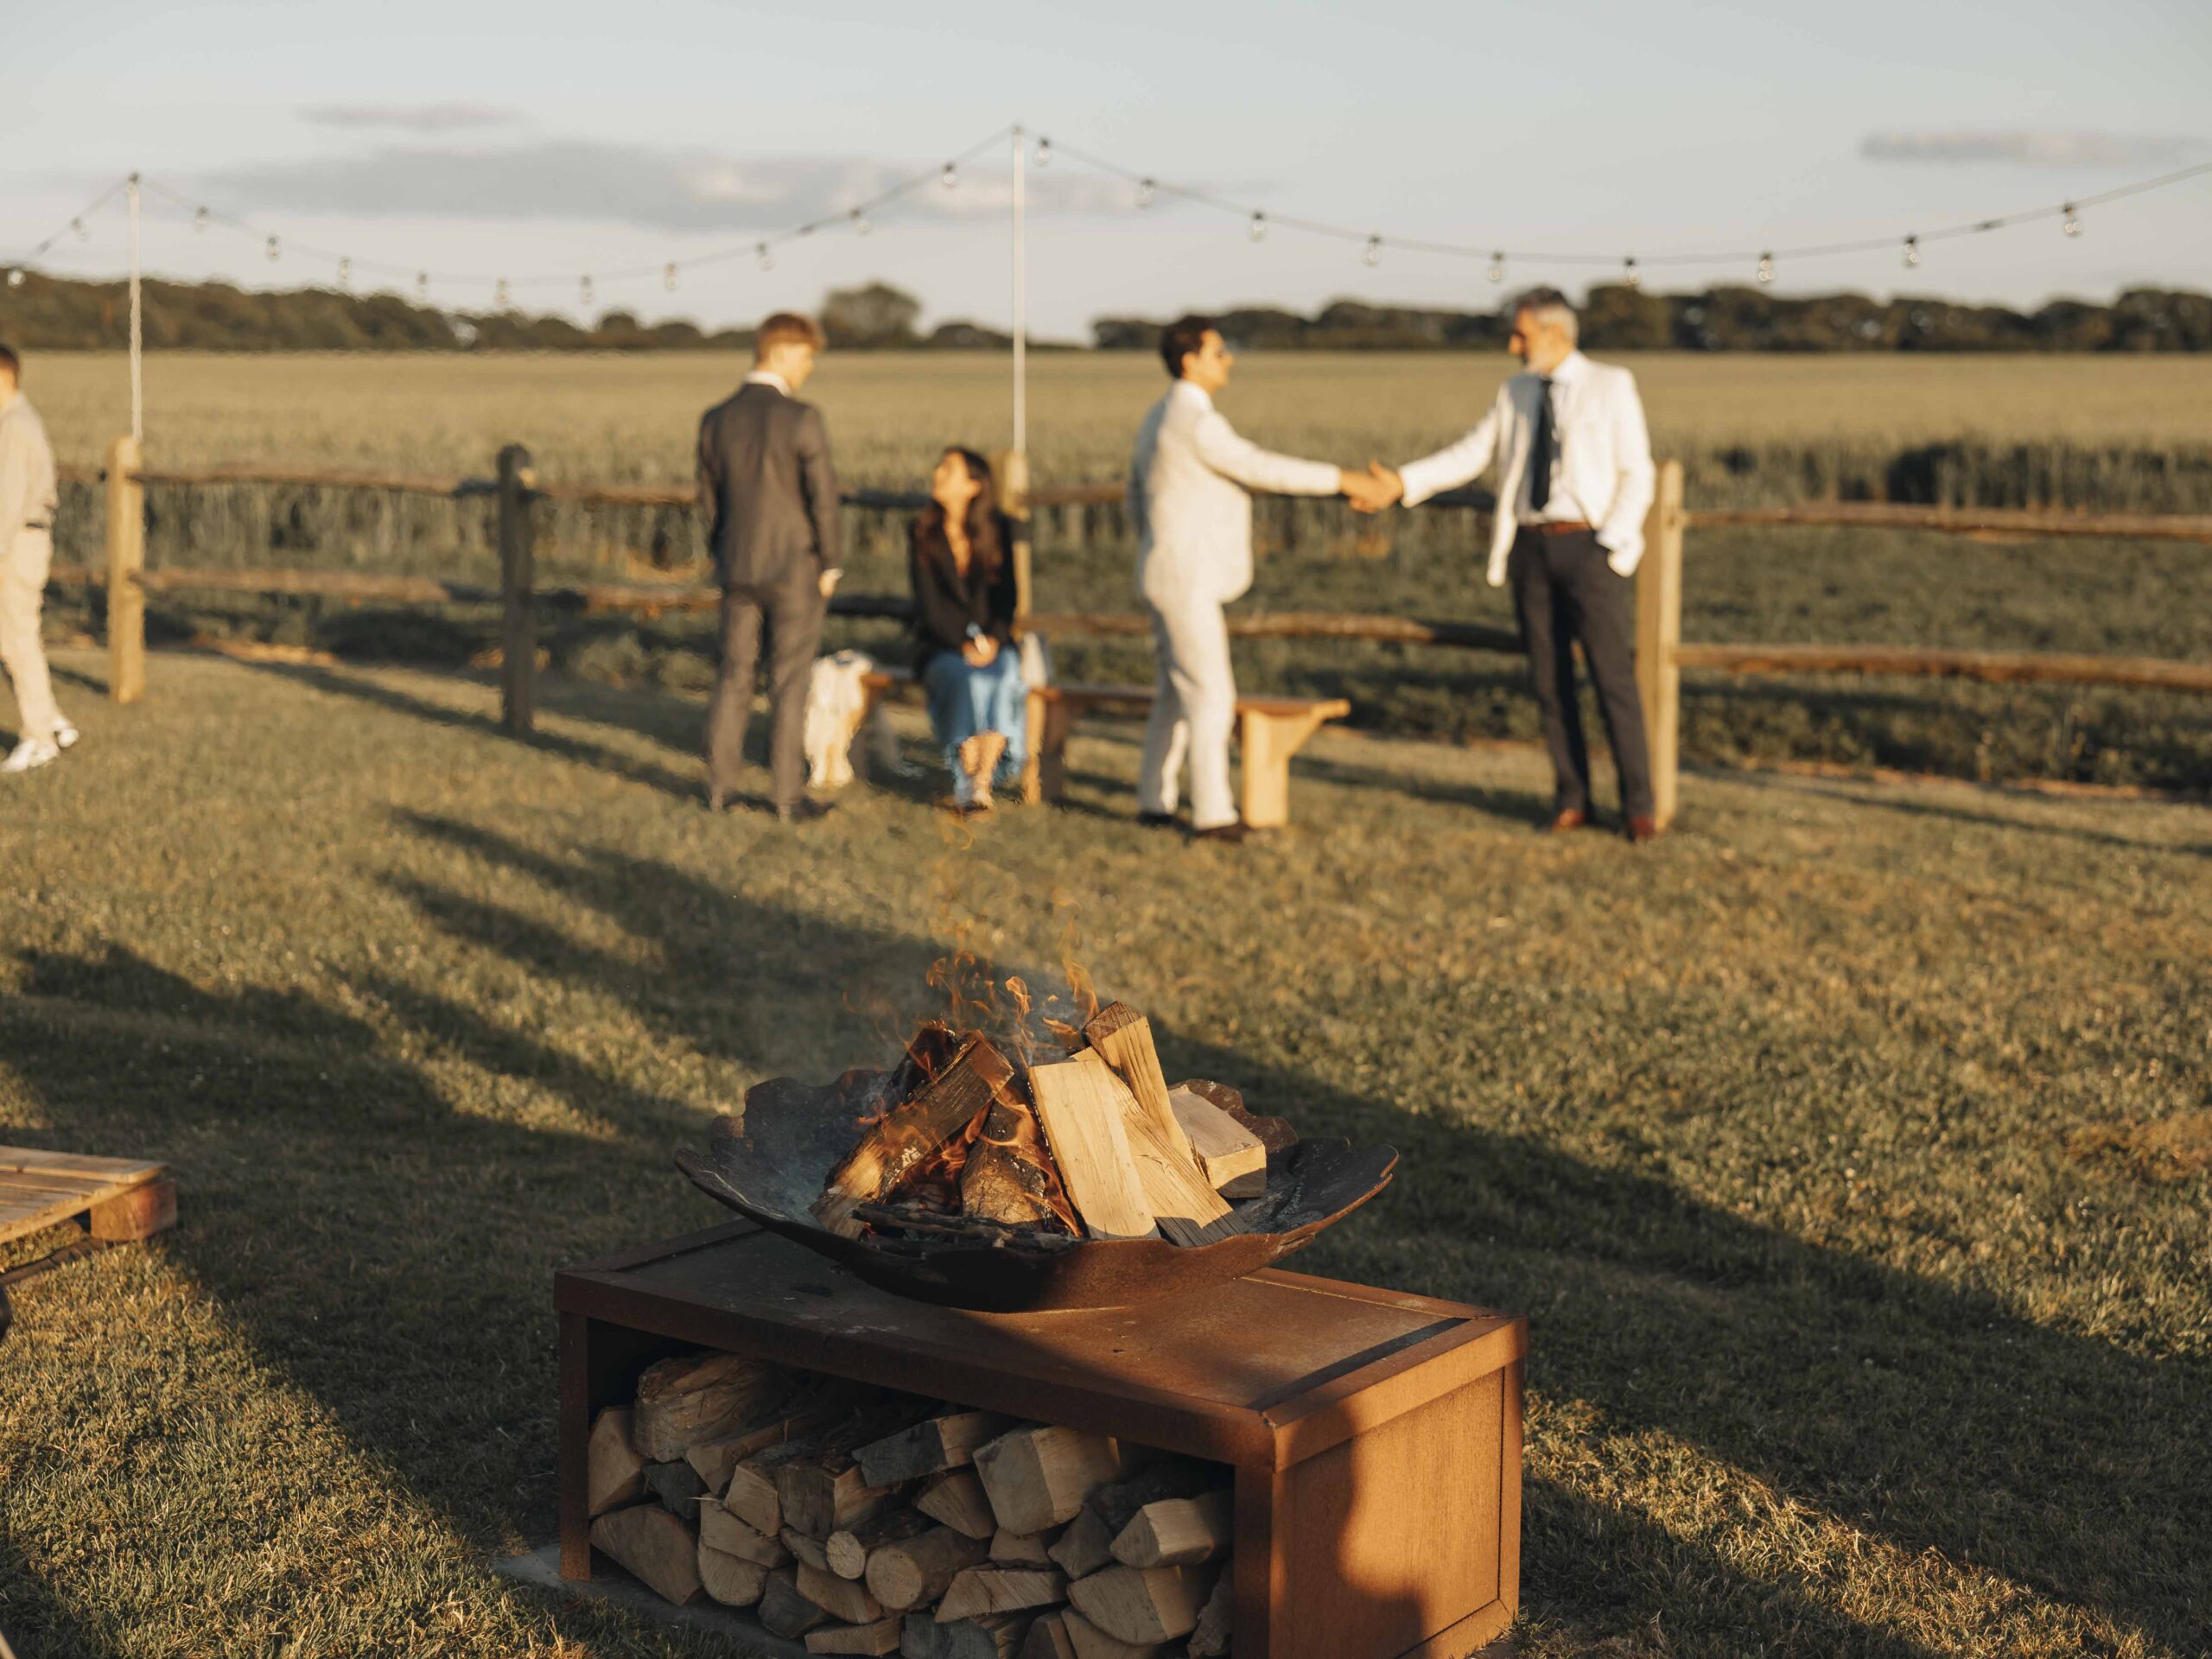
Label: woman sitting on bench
xmin=910 ymin=447 xmax=1027 ymax=812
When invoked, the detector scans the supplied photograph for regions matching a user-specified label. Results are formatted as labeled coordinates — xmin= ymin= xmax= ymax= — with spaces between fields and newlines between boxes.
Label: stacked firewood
xmin=815 ymin=1002 xmax=1269 ymax=1248
xmin=588 ymin=1352 xmax=1234 ymax=1657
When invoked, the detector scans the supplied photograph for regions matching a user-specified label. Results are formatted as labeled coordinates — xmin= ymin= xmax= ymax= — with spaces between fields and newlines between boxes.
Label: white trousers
xmin=1138 ymin=597 xmax=1238 ymax=830
xmin=1 ymin=529 xmax=61 ymax=741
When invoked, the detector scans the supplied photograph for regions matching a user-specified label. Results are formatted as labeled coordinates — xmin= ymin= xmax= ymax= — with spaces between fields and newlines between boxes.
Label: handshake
xmin=1338 ymin=462 xmax=1405 ymax=515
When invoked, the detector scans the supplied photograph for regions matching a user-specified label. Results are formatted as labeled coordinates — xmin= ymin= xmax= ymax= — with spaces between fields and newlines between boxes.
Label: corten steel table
xmin=558 ymin=1222 xmax=1526 ymax=1659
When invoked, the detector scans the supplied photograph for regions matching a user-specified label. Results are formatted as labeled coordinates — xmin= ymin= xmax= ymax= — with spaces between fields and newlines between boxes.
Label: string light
xmin=1137 ymin=177 xmax=1156 ymax=208
xmin=265 ymin=234 xmax=280 ymax=262
xmin=941 ymin=162 xmax=958 ymax=189
xmin=1488 ymin=252 xmax=1504 ymax=284
xmin=71 ymin=218 xmax=87 ymax=242
xmin=193 ymin=206 xmax=208 ymax=234
xmin=1363 ymin=234 xmax=1382 ymax=267
xmin=1756 ymin=251 xmax=1775 ymax=284
xmin=495 ymin=278 xmax=510 ymax=308
xmin=756 ymin=242 xmax=774 ymax=271
xmin=1249 ymin=211 xmax=1267 ymax=242
xmin=416 ymin=271 xmax=429 ymax=301
xmin=850 ymin=208 xmax=870 ymax=236
xmin=1623 ymin=256 xmax=1641 ymax=289
xmin=4 ymin=270 xmax=22 ymax=289
xmin=1903 ymin=235 xmax=1920 ymax=269
xmin=1034 ymin=136 xmax=1052 ymax=168
xmin=664 ymin=263 xmax=679 ymax=291
xmin=336 ymin=256 xmax=351 ymax=289
xmin=580 ymin=275 xmax=594 ymax=304
xmin=2063 ymin=203 xmax=2082 ymax=238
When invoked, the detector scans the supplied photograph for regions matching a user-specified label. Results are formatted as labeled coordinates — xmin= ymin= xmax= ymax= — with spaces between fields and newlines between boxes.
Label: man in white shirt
xmin=0 ymin=344 xmax=78 ymax=775
xmin=1361 ymin=289 xmax=1660 ymax=840
xmin=1129 ymin=317 xmax=1385 ymax=843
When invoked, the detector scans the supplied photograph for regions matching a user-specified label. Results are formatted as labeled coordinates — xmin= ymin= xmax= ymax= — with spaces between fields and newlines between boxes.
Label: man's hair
xmin=1159 ymin=315 xmax=1218 ymax=379
xmin=754 ymin=312 xmax=825 ymax=359
xmin=0 ymin=343 xmax=18 ymax=384
xmin=1511 ymin=287 xmax=1579 ymax=345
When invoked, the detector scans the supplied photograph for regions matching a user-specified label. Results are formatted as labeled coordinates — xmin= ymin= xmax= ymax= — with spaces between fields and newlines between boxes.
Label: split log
xmin=1020 ymin=1611 xmax=1078 ymax=1659
xmin=1024 ymin=1053 xmax=1157 ymax=1241
xmin=900 ymin=1611 xmax=1033 ymax=1659
xmin=1046 ymin=1509 xmax=1114 ymax=1580
xmin=588 ymin=1407 xmax=647 ymax=1516
xmin=850 ymin=1204 xmax=1078 ymax=1249
xmin=1066 ymin=1566 xmax=1207 ymax=1645
xmin=726 ymin=1439 xmax=818 ymax=1535
xmin=1186 ymin=1573 xmax=1231 ymax=1657
xmin=700 ymin=1501 xmax=791 ymax=1567
xmin=962 ymin=1096 xmax=1082 ymax=1233
xmin=915 ymin=1469 xmax=1000 ymax=1539
xmin=643 ymin=1459 xmax=707 ymax=1516
xmin=806 ymin=1618 xmax=904 ymax=1656
xmin=975 ymin=1426 xmax=1140 ymax=1535
xmin=938 ymin=1566 xmax=1068 ymax=1622
xmin=1085 ymin=1462 xmax=1219 ymax=1540
xmin=689 ymin=1393 xmax=873 ymax=1491
xmin=1083 ymin=1005 xmax=1199 ymax=1167
xmin=589 ymin=1504 xmax=702 ymax=1605
xmin=817 ymin=1034 xmax=1016 ymax=1238
xmin=759 ymin=1567 xmax=830 ymax=1638
xmin=1059 ymin=1611 xmax=1162 ymax=1659
xmin=1109 ymin=1491 xmax=1231 ymax=1568
xmin=798 ymin=1560 xmax=886 ymax=1625
xmin=865 ymin=1524 xmax=993 ymax=1612
xmin=632 ymin=1352 xmax=789 ymax=1461
xmin=857 ymin=1409 xmax=1016 ymax=1489
xmin=1117 ymin=1102 xmax=1238 ymax=1247
xmin=697 ymin=1543 xmax=770 ymax=1607
xmin=990 ymin=1529 xmax=1057 ymax=1567
xmin=785 ymin=1528 xmax=835 ymax=1573
xmin=827 ymin=1508 xmax=931 ymax=1580
xmin=1166 ymin=1087 xmax=1268 ymax=1198
xmin=779 ymin=1404 xmax=932 ymax=1538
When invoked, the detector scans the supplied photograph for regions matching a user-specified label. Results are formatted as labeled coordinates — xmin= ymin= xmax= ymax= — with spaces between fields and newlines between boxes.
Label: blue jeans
xmin=923 ymin=647 xmax=1028 ymax=784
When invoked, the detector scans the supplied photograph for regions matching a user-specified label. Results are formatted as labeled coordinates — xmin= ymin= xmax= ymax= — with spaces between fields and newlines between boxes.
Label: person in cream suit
xmin=1129 ymin=316 xmax=1385 ymax=843
xmin=1360 ymin=288 xmax=1660 ymax=840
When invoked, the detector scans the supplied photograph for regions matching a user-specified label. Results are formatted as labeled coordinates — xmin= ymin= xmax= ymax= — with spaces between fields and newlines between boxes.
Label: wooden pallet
xmin=0 ymin=1147 xmax=176 ymax=1247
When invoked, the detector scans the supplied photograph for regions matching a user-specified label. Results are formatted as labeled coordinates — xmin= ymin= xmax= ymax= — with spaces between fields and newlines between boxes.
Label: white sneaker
xmin=52 ymin=719 xmax=79 ymax=751
xmin=2 ymin=737 xmax=60 ymax=774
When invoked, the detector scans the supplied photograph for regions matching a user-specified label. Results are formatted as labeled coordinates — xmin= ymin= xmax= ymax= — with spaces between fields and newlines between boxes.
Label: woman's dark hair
xmin=1160 ymin=315 xmax=1217 ymax=379
xmin=918 ymin=447 xmax=1004 ymax=581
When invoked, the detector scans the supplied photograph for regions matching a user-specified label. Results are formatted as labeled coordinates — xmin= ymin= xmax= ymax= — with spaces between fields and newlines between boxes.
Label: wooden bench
xmin=859 ymin=669 xmax=1350 ymax=829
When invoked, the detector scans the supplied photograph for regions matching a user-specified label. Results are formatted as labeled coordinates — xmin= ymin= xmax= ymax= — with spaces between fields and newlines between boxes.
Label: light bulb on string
xmin=1363 ymin=235 xmax=1382 ymax=268
xmin=5 ymin=269 xmax=23 ymax=290
xmin=2063 ymin=203 xmax=2082 ymax=238
xmin=194 ymin=206 xmax=209 ymax=234
xmin=415 ymin=271 xmax=429 ymax=301
xmin=495 ymin=278 xmax=510 ymax=308
xmin=1903 ymin=235 xmax=1920 ymax=269
xmin=850 ymin=208 xmax=870 ymax=237
xmin=664 ymin=263 xmax=679 ymax=292
xmin=580 ymin=275 xmax=594 ymax=305
xmin=1622 ymin=256 xmax=1641 ymax=289
xmin=1757 ymin=252 xmax=1775 ymax=285
xmin=1137 ymin=178 xmax=1156 ymax=208
xmin=1034 ymin=136 xmax=1052 ymax=168
xmin=941 ymin=162 xmax=958 ymax=190
xmin=265 ymin=235 xmax=281 ymax=263
xmin=1249 ymin=211 xmax=1267 ymax=242
xmin=336 ymin=257 xmax=351 ymax=289
xmin=757 ymin=242 xmax=774 ymax=271
xmin=71 ymin=218 xmax=86 ymax=242
xmin=1488 ymin=252 xmax=1504 ymax=284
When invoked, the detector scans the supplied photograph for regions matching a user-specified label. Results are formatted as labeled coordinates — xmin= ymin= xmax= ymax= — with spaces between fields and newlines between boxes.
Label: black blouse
xmin=908 ymin=512 xmax=1019 ymax=671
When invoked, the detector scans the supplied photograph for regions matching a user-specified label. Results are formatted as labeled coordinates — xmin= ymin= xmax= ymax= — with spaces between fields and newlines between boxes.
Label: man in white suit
xmin=1129 ymin=316 xmax=1383 ymax=843
xmin=1360 ymin=289 xmax=1660 ymax=840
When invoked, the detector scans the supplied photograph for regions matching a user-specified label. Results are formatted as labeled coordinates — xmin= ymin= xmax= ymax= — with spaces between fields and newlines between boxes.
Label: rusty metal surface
xmin=674 ymin=1073 xmax=1395 ymax=1313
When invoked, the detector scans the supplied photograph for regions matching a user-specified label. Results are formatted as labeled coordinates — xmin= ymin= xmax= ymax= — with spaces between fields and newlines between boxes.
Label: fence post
xmin=105 ymin=434 xmax=145 ymax=704
xmin=497 ymin=443 xmax=536 ymax=735
xmin=1636 ymin=458 xmax=1685 ymax=828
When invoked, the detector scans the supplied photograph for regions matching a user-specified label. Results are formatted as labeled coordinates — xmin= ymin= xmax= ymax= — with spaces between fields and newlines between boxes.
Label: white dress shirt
xmin=1127 ymin=380 xmax=1343 ymax=608
xmin=743 ymin=369 xmax=792 ymax=396
xmin=1395 ymin=351 xmax=1656 ymax=585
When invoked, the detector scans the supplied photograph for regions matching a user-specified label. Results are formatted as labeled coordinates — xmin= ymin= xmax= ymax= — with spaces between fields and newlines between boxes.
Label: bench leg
xmin=1239 ymin=709 xmax=1332 ymax=830
xmin=89 ymin=1178 xmax=176 ymax=1242
xmin=1027 ymin=691 xmax=1081 ymax=806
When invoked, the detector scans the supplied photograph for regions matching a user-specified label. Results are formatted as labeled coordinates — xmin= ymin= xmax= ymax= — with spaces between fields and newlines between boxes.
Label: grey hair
xmin=1511 ymin=286 xmax=1579 ymax=345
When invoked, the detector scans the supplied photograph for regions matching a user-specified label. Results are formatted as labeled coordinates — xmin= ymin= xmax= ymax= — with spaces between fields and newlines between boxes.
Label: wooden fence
xmin=60 ymin=436 xmax=2212 ymax=828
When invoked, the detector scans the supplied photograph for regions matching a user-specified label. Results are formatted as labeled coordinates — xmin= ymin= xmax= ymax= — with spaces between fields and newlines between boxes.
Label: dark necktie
xmin=1528 ymin=378 xmax=1555 ymax=513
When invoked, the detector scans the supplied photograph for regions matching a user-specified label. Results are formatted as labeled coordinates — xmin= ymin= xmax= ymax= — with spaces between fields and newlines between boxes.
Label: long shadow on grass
xmin=1719 ymin=769 xmax=2212 ymax=859
xmin=373 ymin=815 xmax=2205 ymax=1653
xmin=0 ymin=1537 xmax=122 ymax=1659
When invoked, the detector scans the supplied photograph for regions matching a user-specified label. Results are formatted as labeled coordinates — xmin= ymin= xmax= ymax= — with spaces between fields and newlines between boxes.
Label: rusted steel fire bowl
xmin=676 ymin=1070 xmax=1396 ymax=1313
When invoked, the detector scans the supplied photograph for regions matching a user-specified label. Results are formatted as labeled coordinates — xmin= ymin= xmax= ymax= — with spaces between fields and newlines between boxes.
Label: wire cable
xmin=5 ymin=175 xmax=134 ymax=270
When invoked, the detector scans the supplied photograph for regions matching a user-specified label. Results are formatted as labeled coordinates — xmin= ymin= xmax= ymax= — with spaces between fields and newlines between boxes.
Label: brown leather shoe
xmin=1192 ymin=821 xmax=1267 ymax=845
xmin=1542 ymin=809 xmax=1589 ymax=834
xmin=1626 ymin=814 xmax=1663 ymax=843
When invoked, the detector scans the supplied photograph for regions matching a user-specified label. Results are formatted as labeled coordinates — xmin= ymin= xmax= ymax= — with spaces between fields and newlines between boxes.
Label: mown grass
xmin=2 ymin=648 xmax=2207 ymax=1658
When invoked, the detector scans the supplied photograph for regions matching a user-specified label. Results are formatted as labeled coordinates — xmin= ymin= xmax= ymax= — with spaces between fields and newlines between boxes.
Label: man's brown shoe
xmin=1542 ymin=809 xmax=1588 ymax=834
xmin=1192 ymin=821 xmax=1268 ymax=846
xmin=1626 ymin=814 xmax=1663 ymax=843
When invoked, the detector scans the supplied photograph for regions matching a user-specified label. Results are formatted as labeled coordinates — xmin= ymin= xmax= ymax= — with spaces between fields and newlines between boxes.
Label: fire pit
xmin=677 ymin=1002 xmax=1396 ymax=1313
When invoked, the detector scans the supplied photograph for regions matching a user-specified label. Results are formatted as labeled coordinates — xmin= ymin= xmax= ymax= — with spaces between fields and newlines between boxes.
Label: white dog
xmin=804 ymin=650 xmax=906 ymax=789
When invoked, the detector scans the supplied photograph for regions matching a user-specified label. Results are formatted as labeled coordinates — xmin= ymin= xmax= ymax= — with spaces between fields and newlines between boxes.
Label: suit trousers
xmin=1 ymin=529 xmax=62 ymax=741
xmin=706 ymin=579 xmax=823 ymax=808
xmin=1508 ymin=527 xmax=1655 ymax=819
xmin=1138 ymin=596 xmax=1239 ymax=830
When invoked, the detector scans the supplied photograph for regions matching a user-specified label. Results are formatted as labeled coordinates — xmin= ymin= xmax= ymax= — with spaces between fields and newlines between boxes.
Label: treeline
xmin=1093 ymin=285 xmax=2212 ymax=353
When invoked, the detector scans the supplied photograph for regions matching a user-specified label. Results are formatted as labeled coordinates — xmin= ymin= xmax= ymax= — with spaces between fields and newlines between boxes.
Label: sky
xmin=5 ymin=0 xmax=2209 ymax=341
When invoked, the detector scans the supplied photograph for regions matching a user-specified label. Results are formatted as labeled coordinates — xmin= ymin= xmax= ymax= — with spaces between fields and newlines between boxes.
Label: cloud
xmin=302 ymin=103 xmax=519 ymax=133
xmin=195 ymin=140 xmax=1135 ymax=232
xmin=1861 ymin=130 xmax=2206 ymax=168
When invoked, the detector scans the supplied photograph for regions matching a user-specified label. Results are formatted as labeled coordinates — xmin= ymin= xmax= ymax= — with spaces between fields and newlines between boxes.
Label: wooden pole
xmin=105 ymin=435 xmax=145 ymax=705
xmin=1636 ymin=459 xmax=1685 ymax=829
xmin=995 ymin=448 xmax=1033 ymax=628
xmin=497 ymin=443 xmax=536 ymax=734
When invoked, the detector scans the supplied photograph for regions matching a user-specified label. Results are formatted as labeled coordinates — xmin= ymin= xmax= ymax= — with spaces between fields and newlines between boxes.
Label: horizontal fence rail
xmin=1685 ymin=502 xmax=2212 ymax=543
xmin=1674 ymin=642 xmax=2212 ymax=694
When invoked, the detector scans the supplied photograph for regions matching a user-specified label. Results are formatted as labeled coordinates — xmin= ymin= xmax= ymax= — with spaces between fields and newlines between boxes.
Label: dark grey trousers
xmin=706 ymin=580 xmax=823 ymax=809
xmin=1508 ymin=527 xmax=1655 ymax=819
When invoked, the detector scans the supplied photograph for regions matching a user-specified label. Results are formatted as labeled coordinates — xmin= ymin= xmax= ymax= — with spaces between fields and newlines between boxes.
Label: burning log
xmin=1082 ymin=1004 xmax=1198 ymax=1168
xmin=816 ymin=1033 xmax=1018 ymax=1240
xmin=1166 ymin=1087 xmax=1268 ymax=1199
xmin=962 ymin=1094 xmax=1082 ymax=1233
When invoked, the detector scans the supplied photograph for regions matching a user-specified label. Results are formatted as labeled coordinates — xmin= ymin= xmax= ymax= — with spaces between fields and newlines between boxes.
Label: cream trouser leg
xmin=1137 ymin=599 xmax=1237 ymax=830
xmin=0 ymin=530 xmax=61 ymax=740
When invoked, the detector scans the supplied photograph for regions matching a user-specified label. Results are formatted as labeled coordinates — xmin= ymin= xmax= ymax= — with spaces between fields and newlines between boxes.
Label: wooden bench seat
xmin=859 ymin=668 xmax=1349 ymax=829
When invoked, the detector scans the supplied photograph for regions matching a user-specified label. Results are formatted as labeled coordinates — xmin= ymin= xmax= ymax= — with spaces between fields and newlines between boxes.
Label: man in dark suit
xmin=698 ymin=312 xmax=843 ymax=821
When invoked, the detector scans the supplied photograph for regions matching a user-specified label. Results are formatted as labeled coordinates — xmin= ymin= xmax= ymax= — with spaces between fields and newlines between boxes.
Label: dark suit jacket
xmin=696 ymin=379 xmax=842 ymax=591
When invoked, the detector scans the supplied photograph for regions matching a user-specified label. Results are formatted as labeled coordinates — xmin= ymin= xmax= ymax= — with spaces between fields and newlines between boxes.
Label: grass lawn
xmin=1 ymin=647 xmax=2207 ymax=1658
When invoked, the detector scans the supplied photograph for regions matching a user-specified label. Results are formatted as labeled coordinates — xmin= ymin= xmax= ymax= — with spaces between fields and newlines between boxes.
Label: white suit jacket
xmin=1128 ymin=381 xmax=1342 ymax=608
xmin=1396 ymin=352 xmax=1656 ymax=586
